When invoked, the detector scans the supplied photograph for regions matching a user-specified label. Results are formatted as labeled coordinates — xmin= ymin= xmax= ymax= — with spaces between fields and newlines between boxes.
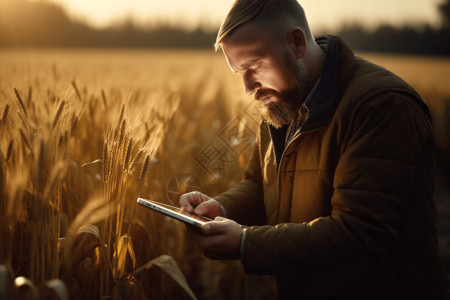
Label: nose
xmin=242 ymin=71 xmax=260 ymax=95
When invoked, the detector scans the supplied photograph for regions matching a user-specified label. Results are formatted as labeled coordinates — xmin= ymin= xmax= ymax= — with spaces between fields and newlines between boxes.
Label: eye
xmin=249 ymin=63 xmax=261 ymax=74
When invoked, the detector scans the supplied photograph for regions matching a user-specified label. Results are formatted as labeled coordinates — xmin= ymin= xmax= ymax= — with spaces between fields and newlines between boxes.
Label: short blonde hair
xmin=215 ymin=0 xmax=311 ymax=51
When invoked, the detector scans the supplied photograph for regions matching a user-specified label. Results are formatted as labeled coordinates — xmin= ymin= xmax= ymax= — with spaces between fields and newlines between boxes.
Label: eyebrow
xmin=232 ymin=58 xmax=260 ymax=73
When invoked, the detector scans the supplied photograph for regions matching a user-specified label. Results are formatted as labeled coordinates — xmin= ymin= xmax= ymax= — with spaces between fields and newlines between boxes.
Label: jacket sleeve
xmin=241 ymin=93 xmax=435 ymax=274
xmin=214 ymin=125 xmax=268 ymax=226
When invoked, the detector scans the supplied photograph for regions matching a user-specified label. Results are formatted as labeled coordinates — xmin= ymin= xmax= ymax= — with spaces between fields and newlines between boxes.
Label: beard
xmin=257 ymin=62 xmax=309 ymax=129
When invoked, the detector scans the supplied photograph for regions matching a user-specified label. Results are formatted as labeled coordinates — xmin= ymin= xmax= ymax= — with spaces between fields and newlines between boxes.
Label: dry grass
xmin=0 ymin=48 xmax=449 ymax=299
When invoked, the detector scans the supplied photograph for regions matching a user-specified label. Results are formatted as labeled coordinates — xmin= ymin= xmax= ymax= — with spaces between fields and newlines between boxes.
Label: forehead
xmin=224 ymin=22 xmax=275 ymax=46
xmin=221 ymin=23 xmax=280 ymax=67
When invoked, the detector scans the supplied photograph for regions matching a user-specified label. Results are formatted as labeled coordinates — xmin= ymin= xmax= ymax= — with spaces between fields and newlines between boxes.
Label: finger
xmin=202 ymin=219 xmax=234 ymax=234
xmin=194 ymin=199 xmax=223 ymax=219
xmin=192 ymin=192 xmax=212 ymax=206
xmin=179 ymin=191 xmax=206 ymax=212
xmin=181 ymin=191 xmax=210 ymax=207
xmin=179 ymin=194 xmax=194 ymax=213
xmin=193 ymin=200 xmax=213 ymax=215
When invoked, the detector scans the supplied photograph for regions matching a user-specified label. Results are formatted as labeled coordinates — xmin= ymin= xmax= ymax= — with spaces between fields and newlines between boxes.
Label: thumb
xmin=201 ymin=218 xmax=229 ymax=234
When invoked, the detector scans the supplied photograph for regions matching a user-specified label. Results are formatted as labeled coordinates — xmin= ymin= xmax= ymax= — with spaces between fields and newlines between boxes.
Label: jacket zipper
xmin=274 ymin=126 xmax=327 ymax=222
xmin=275 ymin=130 xmax=304 ymax=221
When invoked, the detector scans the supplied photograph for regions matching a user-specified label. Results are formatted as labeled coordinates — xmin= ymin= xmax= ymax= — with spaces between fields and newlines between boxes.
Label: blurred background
xmin=0 ymin=0 xmax=449 ymax=53
xmin=0 ymin=0 xmax=449 ymax=299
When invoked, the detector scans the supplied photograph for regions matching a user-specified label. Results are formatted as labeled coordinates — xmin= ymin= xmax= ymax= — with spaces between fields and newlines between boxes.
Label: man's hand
xmin=179 ymin=192 xmax=243 ymax=260
xmin=179 ymin=191 xmax=223 ymax=220
xmin=189 ymin=217 xmax=243 ymax=260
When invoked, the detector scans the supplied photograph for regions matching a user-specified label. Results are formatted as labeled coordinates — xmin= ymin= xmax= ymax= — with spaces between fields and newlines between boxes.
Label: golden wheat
xmin=1 ymin=104 xmax=9 ymax=125
xmin=13 ymin=88 xmax=28 ymax=118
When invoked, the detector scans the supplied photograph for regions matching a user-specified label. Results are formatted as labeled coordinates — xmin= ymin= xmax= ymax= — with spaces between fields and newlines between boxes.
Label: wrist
xmin=239 ymin=227 xmax=247 ymax=262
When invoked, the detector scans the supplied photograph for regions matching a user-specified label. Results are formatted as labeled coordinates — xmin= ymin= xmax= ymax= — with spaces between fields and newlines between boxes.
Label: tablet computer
xmin=137 ymin=197 xmax=211 ymax=228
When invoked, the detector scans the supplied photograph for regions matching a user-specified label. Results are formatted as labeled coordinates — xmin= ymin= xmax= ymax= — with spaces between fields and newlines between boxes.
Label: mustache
xmin=254 ymin=89 xmax=273 ymax=101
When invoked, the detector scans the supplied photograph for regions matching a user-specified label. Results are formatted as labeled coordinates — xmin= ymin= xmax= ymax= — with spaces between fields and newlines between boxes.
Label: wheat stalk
xmin=6 ymin=140 xmax=13 ymax=163
xmin=71 ymin=81 xmax=82 ymax=101
xmin=19 ymin=129 xmax=32 ymax=152
xmin=123 ymin=138 xmax=133 ymax=171
xmin=27 ymin=86 xmax=33 ymax=106
xmin=125 ymin=153 xmax=151 ymax=242
xmin=1 ymin=104 xmax=9 ymax=125
xmin=117 ymin=119 xmax=126 ymax=146
xmin=58 ymin=130 xmax=69 ymax=148
xmin=101 ymin=89 xmax=107 ymax=110
xmin=53 ymin=100 xmax=66 ymax=129
xmin=129 ymin=149 xmax=144 ymax=173
xmin=139 ymin=155 xmax=150 ymax=185
xmin=102 ymin=141 xmax=109 ymax=184
xmin=69 ymin=115 xmax=78 ymax=135
xmin=118 ymin=104 xmax=125 ymax=124
xmin=13 ymin=88 xmax=28 ymax=118
xmin=37 ymin=139 xmax=46 ymax=192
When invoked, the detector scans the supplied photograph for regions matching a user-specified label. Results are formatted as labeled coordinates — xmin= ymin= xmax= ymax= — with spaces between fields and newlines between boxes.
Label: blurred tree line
xmin=0 ymin=0 xmax=216 ymax=48
xmin=0 ymin=0 xmax=449 ymax=55
xmin=339 ymin=0 xmax=450 ymax=55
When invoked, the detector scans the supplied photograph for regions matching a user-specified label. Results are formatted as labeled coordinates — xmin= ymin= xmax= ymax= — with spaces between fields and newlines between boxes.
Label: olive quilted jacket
xmin=215 ymin=35 xmax=444 ymax=299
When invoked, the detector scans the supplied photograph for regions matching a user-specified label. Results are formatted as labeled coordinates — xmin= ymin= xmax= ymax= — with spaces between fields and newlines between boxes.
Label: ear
xmin=287 ymin=28 xmax=306 ymax=59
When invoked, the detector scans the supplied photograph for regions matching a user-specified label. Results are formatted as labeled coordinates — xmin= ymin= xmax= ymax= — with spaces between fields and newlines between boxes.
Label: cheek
xmin=260 ymin=53 xmax=297 ymax=91
xmin=260 ymin=67 xmax=293 ymax=91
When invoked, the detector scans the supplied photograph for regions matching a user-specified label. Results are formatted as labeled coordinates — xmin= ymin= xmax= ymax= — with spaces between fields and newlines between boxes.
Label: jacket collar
xmin=301 ymin=34 xmax=339 ymax=131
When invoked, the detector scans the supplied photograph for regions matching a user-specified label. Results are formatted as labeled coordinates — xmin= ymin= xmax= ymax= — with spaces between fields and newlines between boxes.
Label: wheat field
xmin=0 ymin=48 xmax=449 ymax=299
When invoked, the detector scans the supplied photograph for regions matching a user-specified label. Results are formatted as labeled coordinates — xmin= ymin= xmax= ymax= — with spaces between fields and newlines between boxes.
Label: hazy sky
xmin=47 ymin=0 xmax=442 ymax=31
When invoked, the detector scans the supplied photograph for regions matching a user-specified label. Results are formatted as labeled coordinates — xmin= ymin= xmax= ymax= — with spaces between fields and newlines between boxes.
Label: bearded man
xmin=180 ymin=0 xmax=445 ymax=298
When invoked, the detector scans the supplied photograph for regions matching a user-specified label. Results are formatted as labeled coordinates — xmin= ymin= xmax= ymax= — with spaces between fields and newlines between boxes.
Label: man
xmin=180 ymin=0 xmax=444 ymax=298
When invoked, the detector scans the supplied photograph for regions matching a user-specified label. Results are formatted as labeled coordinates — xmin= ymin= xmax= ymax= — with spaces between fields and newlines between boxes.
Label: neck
xmin=304 ymin=40 xmax=325 ymax=93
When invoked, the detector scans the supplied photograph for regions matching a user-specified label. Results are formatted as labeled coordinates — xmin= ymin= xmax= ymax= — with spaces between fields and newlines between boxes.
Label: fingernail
xmin=203 ymin=224 xmax=210 ymax=233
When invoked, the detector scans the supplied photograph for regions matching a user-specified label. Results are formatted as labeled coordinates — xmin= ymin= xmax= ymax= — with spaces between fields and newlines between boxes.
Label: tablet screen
xmin=137 ymin=198 xmax=210 ymax=228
